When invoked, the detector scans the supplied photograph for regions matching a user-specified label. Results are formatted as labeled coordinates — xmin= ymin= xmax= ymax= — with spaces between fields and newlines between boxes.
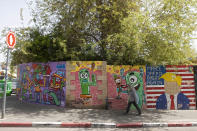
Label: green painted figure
xmin=125 ymin=71 xmax=144 ymax=109
xmin=79 ymin=69 xmax=96 ymax=96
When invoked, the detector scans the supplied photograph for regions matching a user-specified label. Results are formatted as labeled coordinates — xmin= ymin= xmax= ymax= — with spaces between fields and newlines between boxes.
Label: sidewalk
xmin=1 ymin=96 xmax=197 ymax=128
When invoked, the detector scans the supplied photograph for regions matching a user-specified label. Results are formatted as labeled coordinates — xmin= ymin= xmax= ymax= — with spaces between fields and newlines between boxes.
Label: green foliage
xmin=0 ymin=27 xmax=67 ymax=67
xmin=106 ymin=0 xmax=197 ymax=65
xmin=143 ymin=0 xmax=197 ymax=65
xmin=1 ymin=0 xmax=196 ymax=66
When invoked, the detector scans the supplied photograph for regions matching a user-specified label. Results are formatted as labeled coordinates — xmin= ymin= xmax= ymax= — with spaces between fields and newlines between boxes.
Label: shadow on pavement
xmin=0 ymin=95 xmax=66 ymax=118
xmin=0 ymin=95 xmax=174 ymax=123
xmin=72 ymin=107 xmax=173 ymax=123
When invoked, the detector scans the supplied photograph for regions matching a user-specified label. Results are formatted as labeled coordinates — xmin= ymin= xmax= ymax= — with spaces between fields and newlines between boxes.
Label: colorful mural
xmin=17 ymin=62 xmax=66 ymax=107
xmin=107 ymin=65 xmax=146 ymax=110
xmin=16 ymin=61 xmax=196 ymax=110
xmin=66 ymin=61 xmax=107 ymax=108
xmin=79 ymin=68 xmax=96 ymax=97
xmin=146 ymin=65 xmax=196 ymax=110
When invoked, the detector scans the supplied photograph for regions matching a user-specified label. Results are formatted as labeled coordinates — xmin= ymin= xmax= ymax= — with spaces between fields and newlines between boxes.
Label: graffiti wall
xmin=107 ymin=65 xmax=146 ymax=110
xmin=66 ymin=61 xmax=107 ymax=108
xmin=146 ymin=65 xmax=196 ymax=110
xmin=16 ymin=61 xmax=197 ymax=110
xmin=17 ymin=62 xmax=66 ymax=107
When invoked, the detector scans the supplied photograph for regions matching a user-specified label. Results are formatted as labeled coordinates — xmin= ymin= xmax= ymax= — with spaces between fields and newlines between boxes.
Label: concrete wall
xmin=17 ymin=62 xmax=196 ymax=110
xmin=66 ymin=61 xmax=107 ymax=108
xmin=146 ymin=65 xmax=196 ymax=110
xmin=17 ymin=62 xmax=66 ymax=106
xmin=107 ymin=65 xmax=146 ymax=110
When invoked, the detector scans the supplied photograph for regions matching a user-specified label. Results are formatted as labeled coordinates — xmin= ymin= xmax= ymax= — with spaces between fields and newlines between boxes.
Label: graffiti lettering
xmin=17 ymin=63 xmax=66 ymax=107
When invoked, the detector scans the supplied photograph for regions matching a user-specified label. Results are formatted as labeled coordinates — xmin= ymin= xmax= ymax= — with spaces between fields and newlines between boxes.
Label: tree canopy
xmin=1 ymin=0 xmax=197 ymax=66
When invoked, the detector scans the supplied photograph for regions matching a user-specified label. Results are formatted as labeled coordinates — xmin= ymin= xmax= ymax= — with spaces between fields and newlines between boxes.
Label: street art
xmin=17 ymin=62 xmax=66 ymax=107
xmin=66 ymin=61 xmax=107 ymax=108
xmin=113 ymin=75 xmax=127 ymax=99
xmin=146 ymin=65 xmax=196 ymax=110
xmin=79 ymin=68 xmax=96 ymax=97
xmin=193 ymin=66 xmax=197 ymax=105
xmin=156 ymin=72 xmax=189 ymax=109
xmin=70 ymin=67 xmax=97 ymax=107
xmin=125 ymin=71 xmax=144 ymax=107
xmin=16 ymin=61 xmax=196 ymax=110
xmin=107 ymin=65 xmax=146 ymax=110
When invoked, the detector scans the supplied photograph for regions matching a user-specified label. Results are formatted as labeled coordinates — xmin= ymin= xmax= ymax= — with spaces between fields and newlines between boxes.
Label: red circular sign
xmin=6 ymin=32 xmax=16 ymax=48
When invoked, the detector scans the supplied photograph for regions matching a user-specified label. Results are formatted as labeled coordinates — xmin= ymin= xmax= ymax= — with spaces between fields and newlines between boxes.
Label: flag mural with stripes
xmin=146 ymin=65 xmax=196 ymax=110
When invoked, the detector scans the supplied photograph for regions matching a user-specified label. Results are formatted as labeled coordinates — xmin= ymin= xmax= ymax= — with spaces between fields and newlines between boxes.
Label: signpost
xmin=1 ymin=31 xmax=16 ymax=119
xmin=6 ymin=32 xmax=16 ymax=49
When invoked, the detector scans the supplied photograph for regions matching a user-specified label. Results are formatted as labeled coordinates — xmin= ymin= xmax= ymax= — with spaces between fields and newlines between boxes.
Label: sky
xmin=0 ymin=0 xmax=197 ymax=63
xmin=0 ymin=0 xmax=31 ymax=62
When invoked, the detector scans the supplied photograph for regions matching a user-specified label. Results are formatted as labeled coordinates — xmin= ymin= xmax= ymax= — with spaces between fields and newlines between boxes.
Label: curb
xmin=0 ymin=122 xmax=197 ymax=128
xmin=92 ymin=123 xmax=116 ymax=128
xmin=116 ymin=123 xmax=143 ymax=128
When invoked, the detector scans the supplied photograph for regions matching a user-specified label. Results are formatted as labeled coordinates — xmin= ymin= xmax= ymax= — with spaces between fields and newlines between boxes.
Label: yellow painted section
xmin=107 ymin=65 xmax=146 ymax=74
xmin=71 ymin=61 xmax=103 ymax=72
xmin=159 ymin=72 xmax=182 ymax=86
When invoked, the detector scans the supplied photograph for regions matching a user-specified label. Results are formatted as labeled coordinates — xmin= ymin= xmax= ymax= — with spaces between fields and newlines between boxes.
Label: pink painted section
xmin=107 ymin=72 xmax=128 ymax=110
xmin=70 ymin=69 xmax=103 ymax=106
xmin=107 ymin=67 xmax=146 ymax=110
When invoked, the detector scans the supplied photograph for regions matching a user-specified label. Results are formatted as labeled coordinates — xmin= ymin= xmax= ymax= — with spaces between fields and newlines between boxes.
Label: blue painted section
xmin=156 ymin=93 xmax=189 ymax=109
xmin=146 ymin=66 xmax=166 ymax=85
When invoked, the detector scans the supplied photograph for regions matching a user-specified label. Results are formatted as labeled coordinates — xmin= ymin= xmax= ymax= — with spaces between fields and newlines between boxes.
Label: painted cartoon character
xmin=43 ymin=64 xmax=51 ymax=75
xmin=34 ymin=84 xmax=42 ymax=103
xmin=114 ymin=76 xmax=122 ymax=99
xmin=113 ymin=75 xmax=127 ymax=99
xmin=156 ymin=73 xmax=189 ymax=110
xmin=48 ymin=71 xmax=66 ymax=106
xmin=50 ymin=74 xmax=62 ymax=89
xmin=125 ymin=71 xmax=144 ymax=108
xmin=79 ymin=69 xmax=96 ymax=98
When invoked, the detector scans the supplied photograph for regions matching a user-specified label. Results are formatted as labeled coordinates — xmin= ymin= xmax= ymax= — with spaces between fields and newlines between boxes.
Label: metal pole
xmin=1 ymin=48 xmax=10 ymax=119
